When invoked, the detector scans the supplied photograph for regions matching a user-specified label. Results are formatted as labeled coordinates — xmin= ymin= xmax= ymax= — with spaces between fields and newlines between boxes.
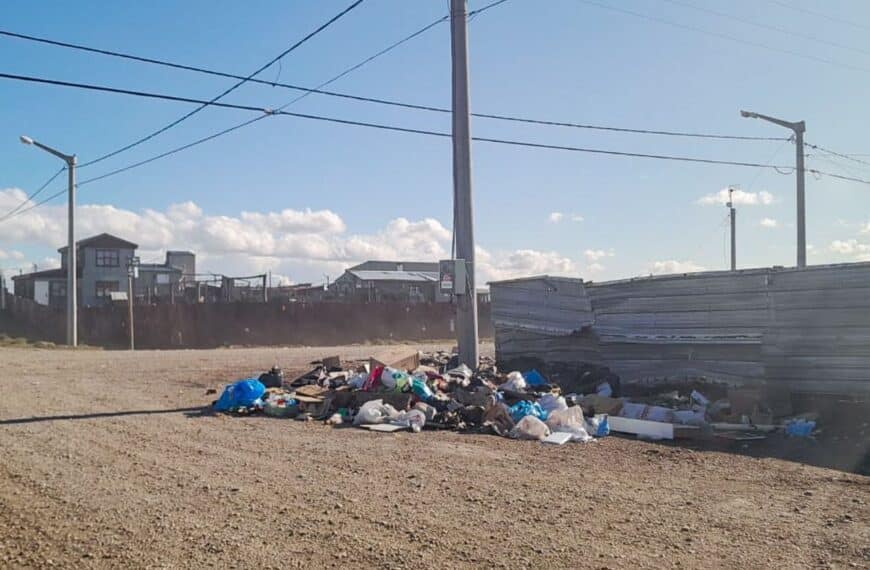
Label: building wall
xmin=79 ymin=246 xmax=136 ymax=307
xmin=166 ymin=252 xmax=195 ymax=281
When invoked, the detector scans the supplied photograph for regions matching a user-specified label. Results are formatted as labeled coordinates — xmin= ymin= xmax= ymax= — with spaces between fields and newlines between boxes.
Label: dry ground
xmin=0 ymin=344 xmax=867 ymax=569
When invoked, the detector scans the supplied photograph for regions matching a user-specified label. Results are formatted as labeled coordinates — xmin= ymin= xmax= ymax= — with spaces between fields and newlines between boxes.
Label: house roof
xmin=349 ymin=260 xmax=439 ymax=272
xmin=138 ymin=264 xmax=182 ymax=272
xmin=11 ymin=267 xmax=67 ymax=280
xmin=349 ymin=270 xmax=439 ymax=283
xmin=58 ymin=232 xmax=138 ymax=253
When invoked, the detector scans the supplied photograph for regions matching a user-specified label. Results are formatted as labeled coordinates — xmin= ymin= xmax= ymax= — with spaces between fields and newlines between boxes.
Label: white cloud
xmin=0 ymin=187 xmax=583 ymax=284
xmin=0 ymin=249 xmax=23 ymax=260
xmin=547 ymin=212 xmax=583 ymax=224
xmin=829 ymin=239 xmax=870 ymax=256
xmin=584 ymin=248 xmax=615 ymax=262
xmin=759 ymin=217 xmax=778 ymax=228
xmin=861 ymin=222 xmax=870 ymax=235
xmin=478 ymin=247 xmax=578 ymax=283
xmin=697 ymin=188 xmax=776 ymax=206
xmin=648 ymin=260 xmax=706 ymax=275
xmin=586 ymin=262 xmax=604 ymax=274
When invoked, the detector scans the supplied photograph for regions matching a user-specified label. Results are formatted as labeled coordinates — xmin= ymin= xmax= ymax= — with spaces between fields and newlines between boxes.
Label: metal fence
xmin=491 ymin=262 xmax=870 ymax=396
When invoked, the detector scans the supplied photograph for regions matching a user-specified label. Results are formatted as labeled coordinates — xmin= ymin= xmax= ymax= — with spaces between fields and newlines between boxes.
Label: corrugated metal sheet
xmin=349 ymin=270 xmax=439 ymax=282
xmin=491 ymin=262 xmax=870 ymax=396
xmin=489 ymin=275 xmax=593 ymax=335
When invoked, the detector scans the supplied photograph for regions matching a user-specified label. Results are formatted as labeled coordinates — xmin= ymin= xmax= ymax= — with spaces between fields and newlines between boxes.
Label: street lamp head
xmin=739 ymin=110 xmax=757 ymax=119
xmin=19 ymin=135 xmax=34 ymax=145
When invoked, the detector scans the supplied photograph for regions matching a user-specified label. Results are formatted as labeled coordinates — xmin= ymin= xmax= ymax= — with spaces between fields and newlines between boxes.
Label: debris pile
xmin=210 ymin=352 xmax=610 ymax=445
xmin=210 ymin=352 xmax=821 ymax=444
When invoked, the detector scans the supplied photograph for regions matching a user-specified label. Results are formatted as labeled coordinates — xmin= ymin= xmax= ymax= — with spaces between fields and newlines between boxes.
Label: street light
xmin=739 ymin=110 xmax=807 ymax=268
xmin=20 ymin=135 xmax=78 ymax=346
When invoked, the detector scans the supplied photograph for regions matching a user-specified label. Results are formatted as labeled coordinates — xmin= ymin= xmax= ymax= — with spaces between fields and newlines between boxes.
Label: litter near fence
xmin=209 ymin=351 xmax=822 ymax=445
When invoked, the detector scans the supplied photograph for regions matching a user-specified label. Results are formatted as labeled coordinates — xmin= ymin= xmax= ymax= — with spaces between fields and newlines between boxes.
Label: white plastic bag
xmin=546 ymin=407 xmax=592 ymax=442
xmin=538 ymin=393 xmax=568 ymax=414
xmin=501 ymin=371 xmax=527 ymax=392
xmin=391 ymin=409 xmax=426 ymax=433
xmin=353 ymin=399 xmax=399 ymax=425
xmin=509 ymin=415 xmax=551 ymax=440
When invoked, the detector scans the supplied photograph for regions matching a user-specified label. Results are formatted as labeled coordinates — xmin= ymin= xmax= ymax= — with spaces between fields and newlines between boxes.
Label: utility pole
xmin=740 ymin=111 xmax=806 ymax=268
xmin=0 ymin=269 xmax=6 ymax=311
xmin=450 ymin=0 xmax=479 ymax=368
xmin=127 ymin=257 xmax=139 ymax=351
xmin=20 ymin=135 xmax=78 ymax=345
xmin=728 ymin=187 xmax=737 ymax=271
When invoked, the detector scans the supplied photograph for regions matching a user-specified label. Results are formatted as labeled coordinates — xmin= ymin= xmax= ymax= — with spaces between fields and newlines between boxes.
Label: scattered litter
xmin=209 ymin=351 xmax=827 ymax=450
xmin=510 ymin=415 xmax=551 ymax=440
xmin=213 ymin=379 xmax=266 ymax=412
xmin=542 ymin=432 xmax=573 ymax=445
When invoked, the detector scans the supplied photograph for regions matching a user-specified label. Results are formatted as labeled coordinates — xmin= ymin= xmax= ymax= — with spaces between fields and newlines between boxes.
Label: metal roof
xmin=349 ymin=270 xmax=439 ymax=283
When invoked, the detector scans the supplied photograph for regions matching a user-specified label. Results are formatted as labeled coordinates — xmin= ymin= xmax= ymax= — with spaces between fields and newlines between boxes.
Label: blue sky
xmin=1 ymin=0 xmax=869 ymax=284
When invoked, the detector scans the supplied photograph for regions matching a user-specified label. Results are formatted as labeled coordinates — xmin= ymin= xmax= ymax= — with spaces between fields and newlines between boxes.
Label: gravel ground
xmin=0 ymin=344 xmax=867 ymax=569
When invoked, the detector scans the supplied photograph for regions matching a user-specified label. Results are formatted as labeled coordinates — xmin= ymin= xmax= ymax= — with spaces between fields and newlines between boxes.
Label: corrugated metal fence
xmin=491 ymin=262 xmax=870 ymax=396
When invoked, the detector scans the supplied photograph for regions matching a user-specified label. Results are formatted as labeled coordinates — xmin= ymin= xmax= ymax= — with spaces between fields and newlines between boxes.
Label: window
xmin=49 ymin=281 xmax=67 ymax=299
xmin=95 ymin=249 xmax=119 ymax=267
xmin=95 ymin=281 xmax=119 ymax=298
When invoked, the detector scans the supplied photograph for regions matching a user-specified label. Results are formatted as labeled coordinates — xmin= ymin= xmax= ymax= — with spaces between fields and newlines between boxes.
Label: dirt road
xmin=0 ymin=344 xmax=867 ymax=568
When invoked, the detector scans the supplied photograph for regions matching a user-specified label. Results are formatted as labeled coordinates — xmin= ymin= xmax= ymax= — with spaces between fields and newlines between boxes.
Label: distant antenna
xmin=727 ymin=186 xmax=737 ymax=271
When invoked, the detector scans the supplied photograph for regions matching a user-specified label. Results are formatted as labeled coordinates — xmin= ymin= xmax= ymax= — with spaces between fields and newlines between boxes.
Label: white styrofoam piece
xmin=608 ymin=416 xmax=674 ymax=440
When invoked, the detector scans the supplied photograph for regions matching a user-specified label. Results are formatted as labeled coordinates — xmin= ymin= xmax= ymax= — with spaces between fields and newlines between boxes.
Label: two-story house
xmin=12 ymin=233 xmax=195 ymax=307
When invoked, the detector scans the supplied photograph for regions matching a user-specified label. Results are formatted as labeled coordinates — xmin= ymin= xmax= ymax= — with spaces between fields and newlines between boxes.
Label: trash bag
xmin=500 ymin=371 xmax=527 ymax=392
xmin=509 ymin=415 xmax=551 ymax=440
xmin=785 ymin=419 xmax=815 ymax=437
xmin=392 ymin=409 xmax=426 ymax=433
xmin=538 ymin=393 xmax=568 ymax=414
xmin=585 ymin=414 xmax=610 ymax=437
xmin=410 ymin=375 xmax=435 ymax=401
xmin=523 ymin=369 xmax=548 ymax=387
xmin=508 ymin=400 xmax=549 ymax=423
xmin=546 ymin=407 xmax=592 ymax=442
xmin=482 ymin=400 xmax=515 ymax=436
xmin=380 ymin=367 xmax=408 ymax=391
xmin=353 ymin=399 xmax=400 ymax=425
xmin=214 ymin=379 xmax=266 ymax=411
xmin=348 ymin=373 xmax=367 ymax=390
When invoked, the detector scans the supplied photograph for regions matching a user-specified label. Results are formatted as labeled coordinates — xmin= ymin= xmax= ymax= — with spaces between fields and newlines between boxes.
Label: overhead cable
xmin=77 ymin=0 xmax=365 ymax=168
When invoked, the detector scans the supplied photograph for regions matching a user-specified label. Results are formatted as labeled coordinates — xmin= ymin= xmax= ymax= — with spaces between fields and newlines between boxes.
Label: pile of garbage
xmin=210 ymin=353 xmax=609 ymax=445
xmin=211 ymin=352 xmax=821 ymax=444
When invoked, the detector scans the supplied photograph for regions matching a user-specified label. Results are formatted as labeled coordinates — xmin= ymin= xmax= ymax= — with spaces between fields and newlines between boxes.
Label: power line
xmin=578 ymin=0 xmax=870 ymax=74
xmin=662 ymin=0 xmax=870 ymax=57
xmin=767 ymin=0 xmax=870 ymax=34
xmin=77 ymin=0 xmax=365 ymax=168
xmin=805 ymin=142 xmax=870 ymax=168
xmin=0 ymin=71 xmax=801 ymax=172
xmin=1 ymin=166 xmax=65 ymax=219
xmin=0 ymin=24 xmax=783 ymax=141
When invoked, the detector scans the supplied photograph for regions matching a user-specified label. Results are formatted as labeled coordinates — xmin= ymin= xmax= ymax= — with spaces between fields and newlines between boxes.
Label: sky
xmin=1 ymin=0 xmax=869 ymax=285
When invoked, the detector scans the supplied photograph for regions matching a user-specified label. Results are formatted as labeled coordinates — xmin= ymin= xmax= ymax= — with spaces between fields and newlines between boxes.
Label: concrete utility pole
xmin=728 ymin=187 xmax=737 ymax=271
xmin=0 ymin=269 xmax=6 ymax=311
xmin=740 ymin=111 xmax=807 ymax=268
xmin=450 ymin=0 xmax=479 ymax=368
xmin=20 ymin=135 xmax=78 ymax=345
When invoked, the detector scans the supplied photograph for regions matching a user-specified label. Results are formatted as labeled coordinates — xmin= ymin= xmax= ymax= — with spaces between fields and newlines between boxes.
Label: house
xmin=329 ymin=261 xmax=446 ymax=303
xmin=136 ymin=251 xmax=196 ymax=303
xmin=12 ymin=233 xmax=195 ymax=307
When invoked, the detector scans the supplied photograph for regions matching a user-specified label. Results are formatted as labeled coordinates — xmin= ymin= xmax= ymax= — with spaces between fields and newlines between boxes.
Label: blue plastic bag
xmin=508 ymin=400 xmax=549 ymax=423
xmin=214 ymin=378 xmax=266 ymax=411
xmin=411 ymin=377 xmax=435 ymax=401
xmin=523 ymin=369 xmax=548 ymax=387
xmin=785 ymin=419 xmax=815 ymax=438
